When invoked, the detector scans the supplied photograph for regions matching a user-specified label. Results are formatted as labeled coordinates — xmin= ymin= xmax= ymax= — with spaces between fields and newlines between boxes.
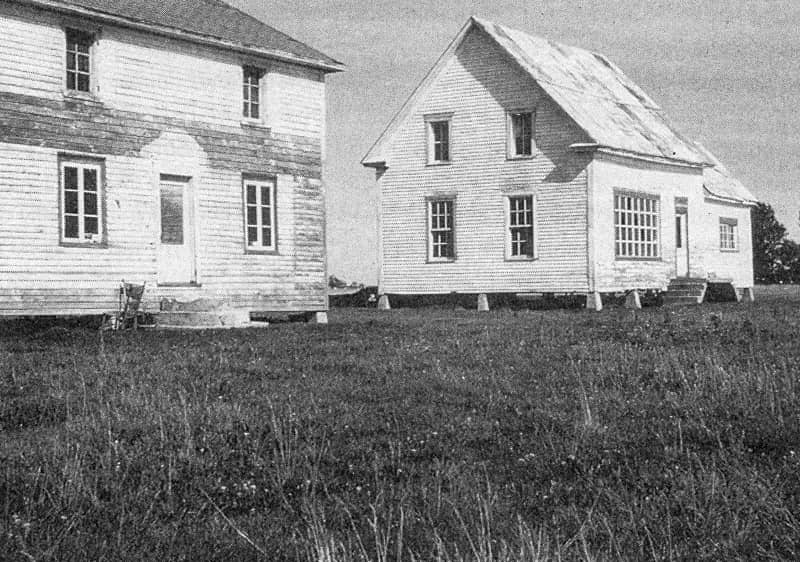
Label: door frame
xmin=157 ymin=174 xmax=198 ymax=286
xmin=674 ymin=202 xmax=689 ymax=278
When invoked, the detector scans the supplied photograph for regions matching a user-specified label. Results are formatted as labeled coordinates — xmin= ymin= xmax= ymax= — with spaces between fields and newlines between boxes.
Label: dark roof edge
xmin=703 ymin=186 xmax=758 ymax=206
xmin=15 ymin=0 xmax=345 ymax=72
xmin=569 ymin=143 xmax=710 ymax=169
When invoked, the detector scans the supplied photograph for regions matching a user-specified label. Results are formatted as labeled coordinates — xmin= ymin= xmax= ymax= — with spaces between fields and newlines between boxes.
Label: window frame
xmin=426 ymin=196 xmax=456 ymax=262
xmin=719 ymin=217 xmax=739 ymax=252
xmin=242 ymin=66 xmax=264 ymax=122
xmin=424 ymin=114 xmax=453 ymax=165
xmin=506 ymin=109 xmax=535 ymax=159
xmin=242 ymin=176 xmax=278 ymax=254
xmin=505 ymin=194 xmax=537 ymax=260
xmin=64 ymin=27 xmax=96 ymax=96
xmin=613 ymin=190 xmax=661 ymax=261
xmin=58 ymin=155 xmax=106 ymax=247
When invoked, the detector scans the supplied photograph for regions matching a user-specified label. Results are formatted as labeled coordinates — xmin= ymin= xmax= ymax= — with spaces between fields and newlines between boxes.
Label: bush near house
xmin=2 ymin=289 xmax=799 ymax=561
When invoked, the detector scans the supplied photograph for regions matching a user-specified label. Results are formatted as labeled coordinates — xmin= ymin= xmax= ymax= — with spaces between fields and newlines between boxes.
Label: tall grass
xmin=2 ymin=289 xmax=800 ymax=560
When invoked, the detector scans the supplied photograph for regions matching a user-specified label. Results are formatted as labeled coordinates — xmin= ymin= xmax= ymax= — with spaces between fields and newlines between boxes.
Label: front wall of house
xmin=0 ymin=3 xmax=327 ymax=315
xmin=697 ymin=199 xmax=754 ymax=287
xmin=379 ymin=28 xmax=592 ymax=294
xmin=591 ymin=154 xmax=706 ymax=291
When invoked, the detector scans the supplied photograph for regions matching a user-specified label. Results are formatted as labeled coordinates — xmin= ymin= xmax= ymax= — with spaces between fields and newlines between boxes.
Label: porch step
xmin=662 ymin=278 xmax=707 ymax=306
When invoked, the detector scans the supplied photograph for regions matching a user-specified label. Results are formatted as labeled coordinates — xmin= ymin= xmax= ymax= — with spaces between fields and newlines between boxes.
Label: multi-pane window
xmin=428 ymin=120 xmax=450 ymax=163
xmin=243 ymin=67 xmax=261 ymax=119
xmin=66 ymin=29 xmax=93 ymax=92
xmin=508 ymin=195 xmax=534 ymax=258
xmin=614 ymin=192 xmax=660 ymax=258
xmin=509 ymin=111 xmax=533 ymax=157
xmin=244 ymin=179 xmax=276 ymax=250
xmin=61 ymin=160 xmax=102 ymax=243
xmin=429 ymin=199 xmax=454 ymax=259
xmin=719 ymin=218 xmax=738 ymax=251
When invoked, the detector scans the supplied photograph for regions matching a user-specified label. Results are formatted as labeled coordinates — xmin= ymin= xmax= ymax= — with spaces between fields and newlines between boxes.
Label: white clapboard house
xmin=362 ymin=17 xmax=756 ymax=310
xmin=0 ymin=0 xmax=343 ymax=324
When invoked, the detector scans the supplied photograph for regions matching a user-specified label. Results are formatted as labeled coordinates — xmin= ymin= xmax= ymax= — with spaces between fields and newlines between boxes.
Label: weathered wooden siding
xmin=0 ymin=4 xmax=328 ymax=315
xmin=590 ymin=153 xmax=706 ymax=291
xmin=379 ymin=27 xmax=592 ymax=294
xmin=697 ymin=199 xmax=754 ymax=288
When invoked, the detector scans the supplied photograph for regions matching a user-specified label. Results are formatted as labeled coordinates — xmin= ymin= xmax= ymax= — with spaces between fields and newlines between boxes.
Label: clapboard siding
xmin=0 ymin=4 xmax=329 ymax=316
xmin=379 ymin=27 xmax=591 ymax=294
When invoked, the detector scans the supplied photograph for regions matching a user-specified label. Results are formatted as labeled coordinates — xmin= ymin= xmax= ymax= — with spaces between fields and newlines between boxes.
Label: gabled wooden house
xmin=0 ymin=0 xmax=343 ymax=323
xmin=362 ymin=17 xmax=756 ymax=310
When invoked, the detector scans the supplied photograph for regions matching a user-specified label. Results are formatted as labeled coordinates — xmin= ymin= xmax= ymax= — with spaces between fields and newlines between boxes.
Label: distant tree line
xmin=753 ymin=202 xmax=800 ymax=284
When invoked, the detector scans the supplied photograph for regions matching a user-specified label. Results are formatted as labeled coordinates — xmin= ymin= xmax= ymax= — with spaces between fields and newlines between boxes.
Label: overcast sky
xmin=231 ymin=0 xmax=800 ymax=284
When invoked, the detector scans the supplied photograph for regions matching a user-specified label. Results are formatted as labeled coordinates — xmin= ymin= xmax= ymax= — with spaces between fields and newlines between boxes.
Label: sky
xmin=230 ymin=0 xmax=800 ymax=285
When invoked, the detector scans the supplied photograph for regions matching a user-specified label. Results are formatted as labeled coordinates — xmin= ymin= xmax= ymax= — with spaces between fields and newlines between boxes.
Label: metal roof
xmin=472 ymin=17 xmax=707 ymax=165
xmin=694 ymin=143 xmax=757 ymax=204
xmin=18 ymin=0 xmax=343 ymax=71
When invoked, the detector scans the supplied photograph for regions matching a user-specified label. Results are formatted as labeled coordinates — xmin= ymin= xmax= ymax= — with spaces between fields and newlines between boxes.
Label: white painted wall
xmin=379 ymin=27 xmax=592 ymax=294
xmin=698 ymin=199 xmax=754 ymax=288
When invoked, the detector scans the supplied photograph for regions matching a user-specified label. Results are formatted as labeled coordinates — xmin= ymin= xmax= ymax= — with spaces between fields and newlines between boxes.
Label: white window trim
xmin=64 ymin=27 xmax=99 ymax=98
xmin=613 ymin=190 xmax=661 ymax=260
xmin=506 ymin=109 xmax=536 ymax=159
xmin=60 ymin=159 xmax=104 ymax=246
xmin=243 ymin=178 xmax=277 ymax=253
xmin=424 ymin=113 xmax=453 ymax=165
xmin=719 ymin=217 xmax=739 ymax=252
xmin=241 ymin=66 xmax=267 ymax=126
xmin=505 ymin=194 xmax=537 ymax=260
xmin=426 ymin=197 xmax=456 ymax=262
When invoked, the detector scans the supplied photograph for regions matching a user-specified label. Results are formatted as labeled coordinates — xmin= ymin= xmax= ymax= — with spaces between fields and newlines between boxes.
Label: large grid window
xmin=719 ymin=218 xmax=738 ymax=251
xmin=508 ymin=195 xmax=534 ymax=258
xmin=428 ymin=120 xmax=450 ymax=163
xmin=243 ymin=67 xmax=261 ymax=119
xmin=509 ymin=111 xmax=533 ymax=157
xmin=614 ymin=192 xmax=660 ymax=259
xmin=66 ymin=29 xmax=93 ymax=92
xmin=61 ymin=160 xmax=102 ymax=243
xmin=244 ymin=179 xmax=276 ymax=250
xmin=429 ymin=199 xmax=455 ymax=260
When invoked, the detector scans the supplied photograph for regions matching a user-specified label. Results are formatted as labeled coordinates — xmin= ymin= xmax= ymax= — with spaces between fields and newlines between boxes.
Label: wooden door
xmin=158 ymin=176 xmax=196 ymax=284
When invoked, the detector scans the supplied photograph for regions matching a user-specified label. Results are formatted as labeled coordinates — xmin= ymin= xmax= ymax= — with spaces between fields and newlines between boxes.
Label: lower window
xmin=719 ymin=218 xmax=738 ymax=251
xmin=60 ymin=158 xmax=103 ymax=244
xmin=508 ymin=195 xmax=535 ymax=258
xmin=614 ymin=192 xmax=660 ymax=259
xmin=428 ymin=199 xmax=455 ymax=260
xmin=244 ymin=178 xmax=276 ymax=251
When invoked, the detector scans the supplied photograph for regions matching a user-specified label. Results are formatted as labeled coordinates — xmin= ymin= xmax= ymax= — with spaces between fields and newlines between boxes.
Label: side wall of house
xmin=379 ymin=27 xmax=592 ymax=294
xmin=0 ymin=3 xmax=327 ymax=315
xmin=590 ymin=154 xmax=706 ymax=292
xmin=697 ymin=199 xmax=754 ymax=288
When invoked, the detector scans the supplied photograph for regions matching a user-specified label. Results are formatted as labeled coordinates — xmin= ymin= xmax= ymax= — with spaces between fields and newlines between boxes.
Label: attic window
xmin=508 ymin=111 xmax=534 ymax=157
xmin=66 ymin=29 xmax=94 ymax=92
xmin=425 ymin=114 xmax=452 ymax=164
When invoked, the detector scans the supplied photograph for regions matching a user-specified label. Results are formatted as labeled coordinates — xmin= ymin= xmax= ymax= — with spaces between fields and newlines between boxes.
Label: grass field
xmin=2 ymin=287 xmax=800 ymax=561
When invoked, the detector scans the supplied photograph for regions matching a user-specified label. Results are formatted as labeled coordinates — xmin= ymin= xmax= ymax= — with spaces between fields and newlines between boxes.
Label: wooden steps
xmin=662 ymin=278 xmax=707 ymax=306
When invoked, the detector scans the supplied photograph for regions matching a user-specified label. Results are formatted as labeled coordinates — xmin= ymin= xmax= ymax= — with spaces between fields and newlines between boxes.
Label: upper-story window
xmin=425 ymin=114 xmax=452 ymax=164
xmin=508 ymin=110 xmax=534 ymax=157
xmin=242 ymin=67 xmax=263 ymax=120
xmin=66 ymin=29 xmax=94 ymax=93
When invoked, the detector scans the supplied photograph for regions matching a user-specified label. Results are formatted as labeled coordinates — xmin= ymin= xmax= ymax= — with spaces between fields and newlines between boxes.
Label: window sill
xmin=60 ymin=240 xmax=107 ymax=249
xmin=245 ymin=248 xmax=279 ymax=255
xmin=426 ymin=258 xmax=456 ymax=264
xmin=614 ymin=257 xmax=662 ymax=262
xmin=505 ymin=256 xmax=537 ymax=262
xmin=240 ymin=119 xmax=271 ymax=131
xmin=506 ymin=154 xmax=536 ymax=161
xmin=157 ymin=282 xmax=202 ymax=288
xmin=426 ymin=161 xmax=452 ymax=167
xmin=63 ymin=90 xmax=101 ymax=105
xmin=720 ymin=248 xmax=739 ymax=253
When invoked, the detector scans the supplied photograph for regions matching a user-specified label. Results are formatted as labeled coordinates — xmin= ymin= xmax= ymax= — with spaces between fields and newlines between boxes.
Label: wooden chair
xmin=117 ymin=281 xmax=146 ymax=330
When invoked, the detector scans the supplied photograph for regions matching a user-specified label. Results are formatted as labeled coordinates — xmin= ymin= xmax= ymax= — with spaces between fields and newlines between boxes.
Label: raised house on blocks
xmin=362 ymin=17 xmax=756 ymax=310
xmin=0 ymin=0 xmax=343 ymax=323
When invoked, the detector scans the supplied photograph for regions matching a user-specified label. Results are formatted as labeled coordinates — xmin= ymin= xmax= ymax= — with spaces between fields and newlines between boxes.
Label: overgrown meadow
xmin=2 ymin=287 xmax=800 ymax=560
